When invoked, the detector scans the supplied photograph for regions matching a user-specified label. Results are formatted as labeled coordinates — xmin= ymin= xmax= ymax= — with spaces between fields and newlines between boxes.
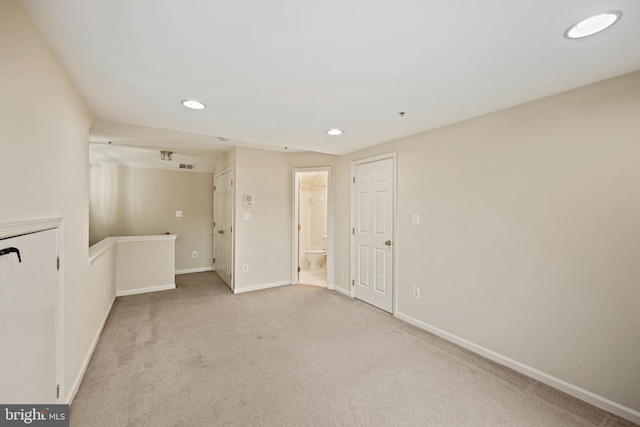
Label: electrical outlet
xmin=242 ymin=264 xmax=249 ymax=272
xmin=413 ymin=286 xmax=421 ymax=298
xmin=412 ymin=214 xmax=420 ymax=225
xmin=176 ymin=211 xmax=183 ymax=217
xmin=243 ymin=212 xmax=252 ymax=221
xmin=339 ymin=271 xmax=344 ymax=279
xmin=192 ymin=251 xmax=198 ymax=258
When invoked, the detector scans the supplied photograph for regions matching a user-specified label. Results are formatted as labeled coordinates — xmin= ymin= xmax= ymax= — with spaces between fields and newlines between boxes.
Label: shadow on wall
xmin=89 ymin=164 xmax=119 ymax=245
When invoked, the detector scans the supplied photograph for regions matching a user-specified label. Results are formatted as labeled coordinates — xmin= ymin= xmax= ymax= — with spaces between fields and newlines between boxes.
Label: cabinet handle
xmin=0 ymin=247 xmax=21 ymax=263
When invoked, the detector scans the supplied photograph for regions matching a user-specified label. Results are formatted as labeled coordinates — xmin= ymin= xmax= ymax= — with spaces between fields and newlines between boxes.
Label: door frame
xmin=0 ymin=217 xmax=63 ymax=402
xmin=213 ymin=167 xmax=235 ymax=292
xmin=350 ymin=153 xmax=398 ymax=314
xmin=291 ymin=167 xmax=334 ymax=288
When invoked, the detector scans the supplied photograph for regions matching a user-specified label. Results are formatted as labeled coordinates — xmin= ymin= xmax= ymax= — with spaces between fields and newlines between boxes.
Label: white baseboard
xmin=233 ymin=281 xmax=290 ymax=294
xmin=395 ymin=311 xmax=640 ymax=425
xmin=116 ymin=284 xmax=176 ymax=297
xmin=66 ymin=294 xmax=116 ymax=405
xmin=175 ymin=267 xmax=214 ymax=275
xmin=332 ymin=286 xmax=351 ymax=297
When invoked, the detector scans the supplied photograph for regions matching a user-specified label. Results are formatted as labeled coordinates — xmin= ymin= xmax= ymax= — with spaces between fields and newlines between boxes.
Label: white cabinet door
xmin=353 ymin=158 xmax=394 ymax=313
xmin=0 ymin=228 xmax=58 ymax=403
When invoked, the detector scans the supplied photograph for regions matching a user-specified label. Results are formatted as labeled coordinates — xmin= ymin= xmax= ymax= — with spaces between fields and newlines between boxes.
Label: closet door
xmin=214 ymin=168 xmax=234 ymax=291
xmin=353 ymin=157 xmax=394 ymax=313
xmin=0 ymin=228 xmax=58 ymax=403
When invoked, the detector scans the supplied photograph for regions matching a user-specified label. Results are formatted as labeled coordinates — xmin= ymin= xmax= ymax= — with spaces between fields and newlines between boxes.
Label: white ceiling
xmin=24 ymin=0 xmax=640 ymax=156
xmin=89 ymin=142 xmax=218 ymax=173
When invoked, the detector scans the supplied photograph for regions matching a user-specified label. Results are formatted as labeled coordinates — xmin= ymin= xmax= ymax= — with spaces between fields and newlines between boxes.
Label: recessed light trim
xmin=564 ymin=11 xmax=622 ymax=39
xmin=327 ymin=129 xmax=343 ymax=136
xmin=181 ymin=99 xmax=206 ymax=110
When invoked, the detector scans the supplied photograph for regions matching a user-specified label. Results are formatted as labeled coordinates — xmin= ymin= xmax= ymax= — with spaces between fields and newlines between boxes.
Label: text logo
xmin=1 ymin=405 xmax=68 ymax=426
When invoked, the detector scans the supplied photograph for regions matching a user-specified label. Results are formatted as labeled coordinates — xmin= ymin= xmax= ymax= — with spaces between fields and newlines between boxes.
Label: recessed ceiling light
xmin=564 ymin=11 xmax=622 ymax=39
xmin=327 ymin=129 xmax=343 ymax=136
xmin=181 ymin=99 xmax=206 ymax=110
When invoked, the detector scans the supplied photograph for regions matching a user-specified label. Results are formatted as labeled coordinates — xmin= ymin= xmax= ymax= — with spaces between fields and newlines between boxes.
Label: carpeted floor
xmin=70 ymin=272 xmax=636 ymax=426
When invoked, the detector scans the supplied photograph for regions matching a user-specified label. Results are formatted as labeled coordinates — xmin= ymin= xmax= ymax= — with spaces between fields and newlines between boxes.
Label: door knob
xmin=385 ymin=240 xmax=392 ymax=246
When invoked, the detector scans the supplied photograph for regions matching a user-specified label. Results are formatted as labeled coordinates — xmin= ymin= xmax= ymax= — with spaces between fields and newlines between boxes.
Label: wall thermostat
xmin=243 ymin=194 xmax=254 ymax=207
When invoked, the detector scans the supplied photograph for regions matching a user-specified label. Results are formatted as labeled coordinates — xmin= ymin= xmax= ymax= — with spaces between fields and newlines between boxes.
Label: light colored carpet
xmin=70 ymin=272 xmax=636 ymax=426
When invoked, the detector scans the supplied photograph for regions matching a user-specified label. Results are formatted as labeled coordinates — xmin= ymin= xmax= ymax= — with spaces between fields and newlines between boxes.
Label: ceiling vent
xmin=179 ymin=163 xmax=195 ymax=170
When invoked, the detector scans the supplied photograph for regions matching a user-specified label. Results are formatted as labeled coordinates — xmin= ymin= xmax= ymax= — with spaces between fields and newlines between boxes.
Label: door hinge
xmin=298 ymin=224 xmax=301 ymax=230
xmin=352 ymin=279 xmax=355 ymax=287
xmin=213 ymin=222 xmax=216 ymax=227
xmin=353 ymin=176 xmax=355 ymax=184
xmin=297 ymin=266 xmax=301 ymax=273
xmin=230 ymin=227 xmax=232 ymax=232
xmin=231 ymin=180 xmax=233 ymax=186
xmin=213 ymin=258 xmax=216 ymax=263
xmin=56 ymin=256 xmax=60 ymax=271
xmin=214 ymin=185 xmax=216 ymax=191
xmin=352 ymin=228 xmax=355 ymax=235
xmin=56 ymin=384 xmax=60 ymax=399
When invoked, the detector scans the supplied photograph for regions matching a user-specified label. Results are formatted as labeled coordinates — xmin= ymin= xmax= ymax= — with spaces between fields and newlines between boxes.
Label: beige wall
xmin=0 ymin=0 xmax=105 ymax=403
xmin=89 ymin=235 xmax=176 ymax=297
xmin=290 ymin=152 xmax=337 ymax=169
xmin=233 ymin=148 xmax=292 ymax=290
xmin=116 ymin=236 xmax=176 ymax=294
xmin=90 ymin=165 xmax=213 ymax=272
xmin=228 ymin=149 xmax=337 ymax=291
xmin=335 ymin=71 xmax=640 ymax=413
xmin=215 ymin=147 xmax=236 ymax=172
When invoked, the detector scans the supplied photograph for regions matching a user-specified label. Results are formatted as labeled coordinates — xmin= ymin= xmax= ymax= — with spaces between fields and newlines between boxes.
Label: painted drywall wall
xmin=89 ymin=165 xmax=213 ymax=272
xmin=229 ymin=149 xmax=337 ymax=291
xmin=215 ymin=147 xmax=236 ymax=172
xmin=233 ymin=148 xmax=292 ymax=291
xmin=88 ymin=240 xmax=118 ymax=306
xmin=0 ymin=0 xmax=109 ymax=403
xmin=115 ymin=236 xmax=176 ymax=295
xmin=290 ymin=152 xmax=337 ymax=169
xmin=334 ymin=71 xmax=640 ymax=415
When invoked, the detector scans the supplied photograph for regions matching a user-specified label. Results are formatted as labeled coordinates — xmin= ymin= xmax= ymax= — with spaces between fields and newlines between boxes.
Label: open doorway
xmin=293 ymin=168 xmax=330 ymax=287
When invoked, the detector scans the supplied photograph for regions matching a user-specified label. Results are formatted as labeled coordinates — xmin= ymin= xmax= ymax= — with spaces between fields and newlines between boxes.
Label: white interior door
xmin=214 ymin=169 xmax=234 ymax=290
xmin=353 ymin=157 xmax=394 ymax=313
xmin=0 ymin=228 xmax=58 ymax=403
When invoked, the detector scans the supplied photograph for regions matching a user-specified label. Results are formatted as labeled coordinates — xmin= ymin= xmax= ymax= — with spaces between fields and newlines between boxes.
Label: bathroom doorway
xmin=293 ymin=168 xmax=330 ymax=287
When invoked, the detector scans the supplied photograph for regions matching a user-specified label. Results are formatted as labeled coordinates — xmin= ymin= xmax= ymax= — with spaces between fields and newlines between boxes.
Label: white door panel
xmin=214 ymin=170 xmax=234 ymax=290
xmin=353 ymin=158 xmax=394 ymax=312
xmin=0 ymin=228 xmax=58 ymax=403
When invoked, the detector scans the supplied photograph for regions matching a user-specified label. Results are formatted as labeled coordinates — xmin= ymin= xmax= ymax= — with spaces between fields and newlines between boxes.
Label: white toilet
xmin=305 ymin=249 xmax=326 ymax=270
